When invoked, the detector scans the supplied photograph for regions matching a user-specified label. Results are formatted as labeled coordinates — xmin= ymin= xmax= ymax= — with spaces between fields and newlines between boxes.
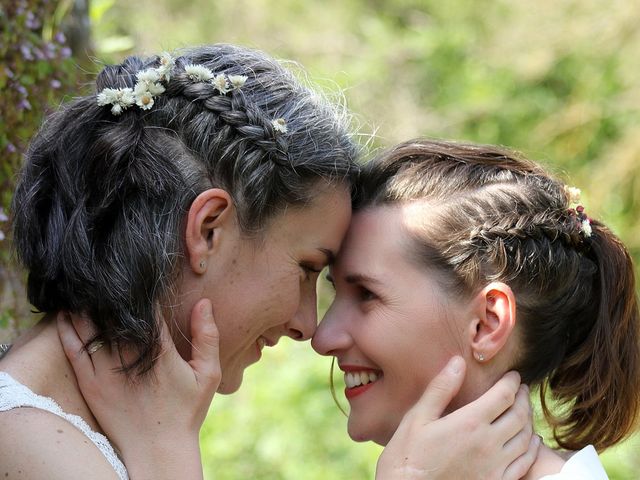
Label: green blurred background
xmin=1 ymin=0 xmax=639 ymax=478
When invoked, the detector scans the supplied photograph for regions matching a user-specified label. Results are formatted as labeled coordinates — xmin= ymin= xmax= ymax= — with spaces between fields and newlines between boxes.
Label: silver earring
xmin=199 ymin=259 xmax=206 ymax=270
xmin=476 ymin=352 xmax=485 ymax=362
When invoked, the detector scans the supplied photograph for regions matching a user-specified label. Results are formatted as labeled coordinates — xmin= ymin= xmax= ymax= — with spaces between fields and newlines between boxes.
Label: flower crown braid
xmin=96 ymin=52 xmax=288 ymax=134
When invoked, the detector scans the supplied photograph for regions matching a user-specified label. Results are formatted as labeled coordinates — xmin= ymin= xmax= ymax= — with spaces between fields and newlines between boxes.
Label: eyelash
xmin=357 ymin=286 xmax=377 ymax=302
xmin=301 ymin=264 xmax=323 ymax=280
xmin=325 ymin=276 xmax=377 ymax=303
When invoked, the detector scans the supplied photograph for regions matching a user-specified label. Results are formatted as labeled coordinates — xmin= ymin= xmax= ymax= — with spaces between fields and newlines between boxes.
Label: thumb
xmin=189 ymin=299 xmax=221 ymax=388
xmin=407 ymin=355 xmax=466 ymax=423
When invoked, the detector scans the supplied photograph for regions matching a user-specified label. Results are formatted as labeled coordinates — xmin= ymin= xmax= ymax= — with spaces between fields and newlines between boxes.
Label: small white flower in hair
xmin=581 ymin=218 xmax=593 ymax=237
xmin=272 ymin=118 xmax=288 ymax=134
xmin=564 ymin=185 xmax=582 ymax=205
xmin=157 ymin=52 xmax=175 ymax=81
xmin=136 ymin=91 xmax=155 ymax=110
xmin=212 ymin=74 xmax=229 ymax=94
xmin=136 ymin=68 xmax=161 ymax=84
xmin=228 ymin=75 xmax=248 ymax=90
xmin=96 ymin=88 xmax=121 ymax=106
xmin=135 ymin=80 xmax=165 ymax=97
xmin=97 ymin=87 xmax=135 ymax=115
xmin=184 ymin=64 xmax=214 ymax=83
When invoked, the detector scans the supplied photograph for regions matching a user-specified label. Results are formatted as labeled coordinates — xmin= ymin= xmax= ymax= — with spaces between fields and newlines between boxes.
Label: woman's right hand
xmin=57 ymin=299 xmax=221 ymax=480
xmin=377 ymin=356 xmax=540 ymax=480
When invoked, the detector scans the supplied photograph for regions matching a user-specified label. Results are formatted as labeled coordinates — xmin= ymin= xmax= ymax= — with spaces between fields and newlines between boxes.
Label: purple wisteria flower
xmin=20 ymin=43 xmax=34 ymax=61
xmin=18 ymin=99 xmax=32 ymax=111
xmin=25 ymin=12 xmax=41 ymax=30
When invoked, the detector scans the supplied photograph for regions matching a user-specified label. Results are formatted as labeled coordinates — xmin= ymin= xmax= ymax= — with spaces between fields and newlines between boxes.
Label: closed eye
xmin=301 ymin=263 xmax=323 ymax=281
xmin=357 ymin=286 xmax=377 ymax=302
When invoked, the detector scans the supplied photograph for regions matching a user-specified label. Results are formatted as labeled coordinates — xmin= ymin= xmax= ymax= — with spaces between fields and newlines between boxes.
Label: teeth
xmin=257 ymin=337 xmax=266 ymax=350
xmin=344 ymin=370 xmax=381 ymax=388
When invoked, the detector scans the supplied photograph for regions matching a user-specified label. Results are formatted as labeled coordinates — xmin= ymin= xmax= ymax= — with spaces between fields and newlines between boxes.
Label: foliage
xmin=0 ymin=0 xmax=75 ymax=340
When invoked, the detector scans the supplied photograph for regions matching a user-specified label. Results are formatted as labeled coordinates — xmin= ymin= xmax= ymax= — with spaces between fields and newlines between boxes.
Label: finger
xmin=67 ymin=312 xmax=116 ymax=369
xmin=406 ymin=355 xmax=466 ymax=423
xmin=67 ymin=312 xmax=99 ymax=344
xmin=502 ymin=434 xmax=541 ymax=480
xmin=57 ymin=311 xmax=96 ymax=377
xmin=189 ymin=299 xmax=221 ymax=388
xmin=491 ymin=384 xmax=532 ymax=443
xmin=466 ymin=370 xmax=521 ymax=422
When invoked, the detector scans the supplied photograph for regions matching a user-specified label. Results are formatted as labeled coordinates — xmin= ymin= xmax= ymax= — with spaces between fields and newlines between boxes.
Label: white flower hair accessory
xmin=272 ymin=118 xmax=288 ymax=134
xmin=565 ymin=185 xmax=592 ymax=238
xmin=96 ymin=52 xmax=175 ymax=116
xmin=184 ymin=64 xmax=214 ymax=83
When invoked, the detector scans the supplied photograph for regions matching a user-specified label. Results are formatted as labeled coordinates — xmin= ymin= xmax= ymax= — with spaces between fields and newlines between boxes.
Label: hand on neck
xmin=0 ymin=315 xmax=103 ymax=434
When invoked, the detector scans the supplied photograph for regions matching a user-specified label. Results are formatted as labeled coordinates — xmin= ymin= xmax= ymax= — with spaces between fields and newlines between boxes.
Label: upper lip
xmin=339 ymin=364 xmax=381 ymax=373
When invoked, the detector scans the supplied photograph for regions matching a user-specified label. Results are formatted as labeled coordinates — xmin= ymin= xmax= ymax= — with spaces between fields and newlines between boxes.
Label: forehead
xmin=266 ymin=184 xmax=352 ymax=253
xmin=334 ymin=206 xmax=410 ymax=271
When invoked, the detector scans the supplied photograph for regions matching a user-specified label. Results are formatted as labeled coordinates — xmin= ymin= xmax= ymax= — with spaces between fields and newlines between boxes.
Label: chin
xmin=217 ymin=372 xmax=244 ymax=394
xmin=348 ymin=420 xmax=392 ymax=446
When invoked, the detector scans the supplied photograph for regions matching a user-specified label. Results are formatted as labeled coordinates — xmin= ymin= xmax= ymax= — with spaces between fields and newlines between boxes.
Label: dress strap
xmin=0 ymin=371 xmax=129 ymax=480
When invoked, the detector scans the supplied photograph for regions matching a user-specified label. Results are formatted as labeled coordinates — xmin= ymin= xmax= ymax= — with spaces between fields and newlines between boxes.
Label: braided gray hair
xmin=12 ymin=44 xmax=359 ymax=375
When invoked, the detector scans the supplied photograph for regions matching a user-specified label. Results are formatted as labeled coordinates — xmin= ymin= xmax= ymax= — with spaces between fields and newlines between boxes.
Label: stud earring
xmin=199 ymin=259 xmax=206 ymax=270
xmin=475 ymin=352 xmax=485 ymax=362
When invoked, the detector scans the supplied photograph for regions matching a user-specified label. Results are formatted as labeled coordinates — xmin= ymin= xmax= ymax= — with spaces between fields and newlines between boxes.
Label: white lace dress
xmin=0 ymin=371 xmax=129 ymax=480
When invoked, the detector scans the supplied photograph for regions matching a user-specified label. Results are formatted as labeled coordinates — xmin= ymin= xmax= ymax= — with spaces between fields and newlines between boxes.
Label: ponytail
xmin=542 ymin=219 xmax=640 ymax=451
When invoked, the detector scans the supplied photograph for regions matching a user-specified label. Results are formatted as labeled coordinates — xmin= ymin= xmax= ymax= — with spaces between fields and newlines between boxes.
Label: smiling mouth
xmin=344 ymin=370 xmax=379 ymax=388
xmin=343 ymin=368 xmax=383 ymax=399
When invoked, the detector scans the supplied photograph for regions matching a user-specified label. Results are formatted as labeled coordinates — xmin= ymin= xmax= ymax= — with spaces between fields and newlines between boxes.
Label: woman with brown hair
xmin=313 ymin=139 xmax=640 ymax=478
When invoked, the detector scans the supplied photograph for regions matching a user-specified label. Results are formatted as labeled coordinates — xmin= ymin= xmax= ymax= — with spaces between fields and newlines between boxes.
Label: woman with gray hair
xmin=0 ymin=44 xmax=536 ymax=480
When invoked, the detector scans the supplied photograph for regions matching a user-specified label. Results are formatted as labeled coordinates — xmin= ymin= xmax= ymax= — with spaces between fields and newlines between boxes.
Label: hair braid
xmin=168 ymin=75 xmax=289 ymax=165
xmin=359 ymin=139 xmax=640 ymax=451
xmin=13 ymin=44 xmax=358 ymax=376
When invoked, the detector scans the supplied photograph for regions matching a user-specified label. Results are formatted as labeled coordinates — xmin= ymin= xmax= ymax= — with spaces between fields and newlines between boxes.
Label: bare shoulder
xmin=0 ymin=407 xmax=120 ymax=480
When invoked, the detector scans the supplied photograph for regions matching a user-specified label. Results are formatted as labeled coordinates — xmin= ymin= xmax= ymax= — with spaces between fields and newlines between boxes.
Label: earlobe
xmin=185 ymin=188 xmax=234 ymax=274
xmin=470 ymin=282 xmax=517 ymax=363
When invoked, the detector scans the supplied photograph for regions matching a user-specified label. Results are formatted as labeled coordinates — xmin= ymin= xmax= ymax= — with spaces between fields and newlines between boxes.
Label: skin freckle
xmin=57 ymin=429 xmax=63 ymax=433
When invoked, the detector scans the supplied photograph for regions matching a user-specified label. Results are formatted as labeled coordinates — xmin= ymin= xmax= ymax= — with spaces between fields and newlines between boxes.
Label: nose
xmin=311 ymin=301 xmax=351 ymax=356
xmin=285 ymin=285 xmax=318 ymax=341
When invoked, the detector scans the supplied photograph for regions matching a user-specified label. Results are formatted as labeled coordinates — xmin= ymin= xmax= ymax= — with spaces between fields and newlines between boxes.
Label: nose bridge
xmin=311 ymin=298 xmax=350 ymax=356
xmin=286 ymin=282 xmax=318 ymax=341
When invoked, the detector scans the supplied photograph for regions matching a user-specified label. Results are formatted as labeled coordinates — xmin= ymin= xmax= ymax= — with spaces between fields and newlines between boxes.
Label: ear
xmin=185 ymin=188 xmax=235 ymax=274
xmin=468 ymin=282 xmax=517 ymax=363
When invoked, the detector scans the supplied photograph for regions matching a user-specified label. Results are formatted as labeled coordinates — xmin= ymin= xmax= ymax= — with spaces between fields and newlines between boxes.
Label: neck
xmin=521 ymin=442 xmax=567 ymax=479
xmin=0 ymin=315 xmax=102 ymax=433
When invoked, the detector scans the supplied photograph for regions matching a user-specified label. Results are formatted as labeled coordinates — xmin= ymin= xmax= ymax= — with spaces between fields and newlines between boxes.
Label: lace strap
xmin=0 ymin=372 xmax=129 ymax=480
xmin=0 ymin=344 xmax=11 ymax=359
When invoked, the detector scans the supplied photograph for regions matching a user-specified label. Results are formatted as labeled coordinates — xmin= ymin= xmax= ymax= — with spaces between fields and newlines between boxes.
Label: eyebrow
xmin=344 ymin=273 xmax=384 ymax=286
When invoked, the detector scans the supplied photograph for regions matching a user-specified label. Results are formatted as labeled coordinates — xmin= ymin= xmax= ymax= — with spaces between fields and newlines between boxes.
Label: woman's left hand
xmin=57 ymin=299 xmax=221 ymax=480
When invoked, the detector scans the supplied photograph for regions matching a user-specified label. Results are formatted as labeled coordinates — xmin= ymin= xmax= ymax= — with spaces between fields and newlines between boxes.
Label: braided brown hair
xmin=356 ymin=139 xmax=640 ymax=451
xmin=12 ymin=44 xmax=359 ymax=375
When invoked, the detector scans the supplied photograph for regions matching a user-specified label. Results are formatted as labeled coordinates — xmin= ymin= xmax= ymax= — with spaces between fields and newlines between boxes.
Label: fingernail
xmin=448 ymin=356 xmax=464 ymax=374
